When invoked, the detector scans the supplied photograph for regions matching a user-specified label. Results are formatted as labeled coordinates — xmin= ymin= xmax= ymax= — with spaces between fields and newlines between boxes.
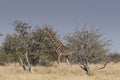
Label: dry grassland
xmin=0 ymin=62 xmax=120 ymax=80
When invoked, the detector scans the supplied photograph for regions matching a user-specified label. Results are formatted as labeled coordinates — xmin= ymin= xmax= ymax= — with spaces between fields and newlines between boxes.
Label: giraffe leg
xmin=66 ymin=59 xmax=70 ymax=65
xmin=57 ymin=54 xmax=61 ymax=64
xmin=66 ymin=56 xmax=71 ymax=65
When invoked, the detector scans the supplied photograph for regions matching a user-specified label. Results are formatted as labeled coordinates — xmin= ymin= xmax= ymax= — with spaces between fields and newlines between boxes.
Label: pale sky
xmin=0 ymin=0 xmax=120 ymax=53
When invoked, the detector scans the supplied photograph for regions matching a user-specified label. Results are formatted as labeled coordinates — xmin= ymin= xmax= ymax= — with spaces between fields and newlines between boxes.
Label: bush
xmin=64 ymin=27 xmax=110 ymax=64
xmin=108 ymin=53 xmax=120 ymax=63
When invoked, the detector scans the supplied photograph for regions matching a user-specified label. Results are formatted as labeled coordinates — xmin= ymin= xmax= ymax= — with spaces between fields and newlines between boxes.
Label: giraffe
xmin=43 ymin=27 xmax=73 ymax=64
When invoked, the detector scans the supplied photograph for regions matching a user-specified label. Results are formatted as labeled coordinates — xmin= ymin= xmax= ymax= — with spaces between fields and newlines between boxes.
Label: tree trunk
xmin=79 ymin=62 xmax=90 ymax=75
xmin=25 ymin=52 xmax=31 ymax=72
xmin=79 ymin=57 xmax=90 ymax=75
xmin=19 ymin=56 xmax=26 ymax=71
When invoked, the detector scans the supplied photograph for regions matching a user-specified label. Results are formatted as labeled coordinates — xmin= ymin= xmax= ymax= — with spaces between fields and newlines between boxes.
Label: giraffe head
xmin=43 ymin=27 xmax=49 ymax=34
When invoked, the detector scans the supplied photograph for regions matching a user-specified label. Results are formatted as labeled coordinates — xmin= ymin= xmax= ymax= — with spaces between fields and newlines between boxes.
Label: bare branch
xmin=99 ymin=61 xmax=109 ymax=69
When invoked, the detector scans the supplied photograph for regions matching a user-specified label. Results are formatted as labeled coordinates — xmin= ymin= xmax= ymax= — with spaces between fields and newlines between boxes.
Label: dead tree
xmin=64 ymin=28 xmax=111 ymax=75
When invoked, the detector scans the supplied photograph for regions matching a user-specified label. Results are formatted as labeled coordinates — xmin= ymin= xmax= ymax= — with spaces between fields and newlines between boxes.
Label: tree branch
xmin=99 ymin=61 xmax=109 ymax=69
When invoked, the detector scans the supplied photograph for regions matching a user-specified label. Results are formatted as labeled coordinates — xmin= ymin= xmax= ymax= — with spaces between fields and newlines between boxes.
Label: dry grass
xmin=0 ymin=62 xmax=120 ymax=80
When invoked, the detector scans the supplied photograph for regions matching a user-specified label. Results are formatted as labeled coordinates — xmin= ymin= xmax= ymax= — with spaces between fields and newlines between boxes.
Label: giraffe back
xmin=43 ymin=27 xmax=64 ymax=49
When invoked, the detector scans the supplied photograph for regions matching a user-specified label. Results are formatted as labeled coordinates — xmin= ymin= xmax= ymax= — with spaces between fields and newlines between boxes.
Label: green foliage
xmin=2 ymin=20 xmax=57 ymax=66
xmin=29 ymin=26 xmax=57 ymax=66
xmin=0 ymin=50 xmax=7 ymax=65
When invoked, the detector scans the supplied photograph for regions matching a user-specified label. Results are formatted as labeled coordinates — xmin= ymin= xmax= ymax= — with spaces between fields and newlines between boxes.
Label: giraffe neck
xmin=46 ymin=31 xmax=64 ymax=49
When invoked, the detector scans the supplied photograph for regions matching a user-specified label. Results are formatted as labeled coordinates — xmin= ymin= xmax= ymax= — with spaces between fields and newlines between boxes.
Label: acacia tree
xmin=65 ymin=28 xmax=110 ymax=74
xmin=2 ymin=21 xmax=57 ymax=70
xmin=30 ymin=26 xmax=57 ymax=66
